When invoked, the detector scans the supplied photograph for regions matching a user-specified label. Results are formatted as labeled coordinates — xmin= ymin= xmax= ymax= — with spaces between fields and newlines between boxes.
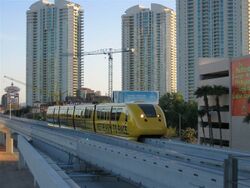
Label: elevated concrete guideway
xmin=0 ymin=117 xmax=223 ymax=188
xmin=1 ymin=115 xmax=250 ymax=188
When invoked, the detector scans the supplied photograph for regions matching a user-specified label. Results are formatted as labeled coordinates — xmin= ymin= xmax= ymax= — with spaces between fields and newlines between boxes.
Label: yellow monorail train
xmin=46 ymin=103 xmax=167 ymax=140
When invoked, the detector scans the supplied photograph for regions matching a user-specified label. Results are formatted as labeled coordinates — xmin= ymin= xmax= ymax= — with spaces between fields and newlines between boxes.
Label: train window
xmin=98 ymin=111 xmax=100 ymax=119
xmin=116 ymin=108 xmax=123 ymax=121
xmin=84 ymin=109 xmax=89 ymax=118
xmin=68 ymin=109 xmax=72 ymax=117
xmin=75 ymin=110 xmax=81 ymax=117
xmin=96 ymin=110 xmax=100 ymax=119
xmin=106 ymin=111 xmax=110 ymax=120
xmin=89 ymin=109 xmax=93 ymax=118
xmin=102 ymin=110 xmax=105 ymax=120
xmin=99 ymin=110 xmax=102 ymax=120
xmin=138 ymin=104 xmax=157 ymax=117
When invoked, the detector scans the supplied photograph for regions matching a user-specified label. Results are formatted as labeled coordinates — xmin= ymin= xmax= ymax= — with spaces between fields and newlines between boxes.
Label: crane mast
xmin=83 ymin=48 xmax=133 ymax=96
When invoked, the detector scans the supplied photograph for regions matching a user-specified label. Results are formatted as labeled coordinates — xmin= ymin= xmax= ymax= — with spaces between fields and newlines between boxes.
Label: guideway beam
xmin=17 ymin=135 xmax=79 ymax=188
xmin=3 ymin=118 xmax=224 ymax=188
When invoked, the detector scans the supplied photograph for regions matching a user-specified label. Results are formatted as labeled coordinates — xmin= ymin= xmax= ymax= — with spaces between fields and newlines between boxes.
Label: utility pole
xmin=9 ymin=99 xmax=11 ymax=119
xmin=178 ymin=113 xmax=182 ymax=137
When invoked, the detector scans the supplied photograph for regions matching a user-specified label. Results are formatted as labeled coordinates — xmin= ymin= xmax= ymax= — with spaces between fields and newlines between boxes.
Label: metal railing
xmin=224 ymin=154 xmax=250 ymax=188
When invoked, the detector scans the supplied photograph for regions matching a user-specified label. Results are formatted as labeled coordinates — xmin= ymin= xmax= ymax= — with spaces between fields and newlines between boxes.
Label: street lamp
xmin=9 ymin=97 xmax=12 ymax=119
xmin=5 ymin=83 xmax=20 ymax=120
xmin=178 ymin=113 xmax=182 ymax=137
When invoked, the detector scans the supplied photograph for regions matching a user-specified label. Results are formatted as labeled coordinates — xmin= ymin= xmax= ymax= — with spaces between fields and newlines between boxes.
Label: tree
xmin=194 ymin=86 xmax=214 ymax=146
xmin=159 ymin=92 xmax=184 ymax=129
xmin=198 ymin=109 xmax=206 ymax=144
xmin=181 ymin=101 xmax=198 ymax=130
xmin=159 ymin=92 xmax=198 ymax=135
xmin=212 ymin=85 xmax=229 ymax=147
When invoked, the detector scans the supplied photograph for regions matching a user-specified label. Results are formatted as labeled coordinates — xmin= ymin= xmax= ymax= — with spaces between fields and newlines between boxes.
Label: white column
xmin=5 ymin=132 xmax=13 ymax=153
xmin=0 ymin=132 xmax=5 ymax=145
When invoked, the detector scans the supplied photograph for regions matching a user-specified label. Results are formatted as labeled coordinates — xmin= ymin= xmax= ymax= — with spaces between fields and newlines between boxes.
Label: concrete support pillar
xmin=0 ymin=132 xmax=5 ymax=145
xmin=18 ymin=152 xmax=26 ymax=170
xmin=5 ymin=132 xmax=13 ymax=153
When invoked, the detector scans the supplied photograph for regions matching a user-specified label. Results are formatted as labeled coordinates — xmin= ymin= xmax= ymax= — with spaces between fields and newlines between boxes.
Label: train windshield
xmin=138 ymin=104 xmax=157 ymax=117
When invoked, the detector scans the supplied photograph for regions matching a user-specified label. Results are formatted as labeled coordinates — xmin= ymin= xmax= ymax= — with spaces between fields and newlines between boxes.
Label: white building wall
xmin=26 ymin=0 xmax=83 ymax=106
xmin=231 ymin=117 xmax=250 ymax=151
xmin=197 ymin=56 xmax=250 ymax=152
xmin=197 ymin=58 xmax=231 ymax=147
xmin=177 ymin=0 xmax=250 ymax=101
xmin=122 ymin=4 xmax=176 ymax=96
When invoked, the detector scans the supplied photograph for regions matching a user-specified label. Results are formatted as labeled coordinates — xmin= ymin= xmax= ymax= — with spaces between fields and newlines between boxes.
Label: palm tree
xmin=212 ymin=85 xmax=229 ymax=147
xmin=194 ymin=86 xmax=214 ymax=146
xmin=198 ymin=109 xmax=206 ymax=144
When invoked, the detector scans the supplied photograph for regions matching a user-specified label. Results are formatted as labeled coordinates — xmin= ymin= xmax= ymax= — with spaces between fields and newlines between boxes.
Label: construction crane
xmin=3 ymin=75 xmax=66 ymax=105
xmin=83 ymin=48 xmax=134 ymax=96
xmin=4 ymin=75 xmax=27 ymax=87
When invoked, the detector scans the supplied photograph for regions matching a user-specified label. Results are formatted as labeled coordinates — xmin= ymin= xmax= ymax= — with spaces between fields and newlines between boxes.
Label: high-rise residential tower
xmin=26 ymin=0 xmax=83 ymax=106
xmin=122 ymin=4 xmax=176 ymax=95
xmin=177 ymin=0 xmax=250 ymax=101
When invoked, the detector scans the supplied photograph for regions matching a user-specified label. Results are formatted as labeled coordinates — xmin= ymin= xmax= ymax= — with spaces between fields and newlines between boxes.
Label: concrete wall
xmin=197 ymin=58 xmax=231 ymax=147
xmin=231 ymin=117 xmax=250 ymax=152
xmin=197 ymin=56 xmax=250 ymax=152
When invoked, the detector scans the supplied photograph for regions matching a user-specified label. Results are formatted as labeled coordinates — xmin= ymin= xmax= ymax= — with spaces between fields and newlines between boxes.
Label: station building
xmin=196 ymin=55 xmax=250 ymax=152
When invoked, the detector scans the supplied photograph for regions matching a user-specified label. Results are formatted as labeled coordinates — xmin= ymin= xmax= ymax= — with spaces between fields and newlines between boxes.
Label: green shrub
xmin=181 ymin=127 xmax=197 ymax=143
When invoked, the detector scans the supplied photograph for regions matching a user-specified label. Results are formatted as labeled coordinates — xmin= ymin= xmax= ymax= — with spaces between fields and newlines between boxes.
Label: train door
xmin=72 ymin=106 xmax=76 ymax=129
xmin=74 ymin=108 xmax=82 ymax=128
xmin=81 ymin=108 xmax=86 ymax=129
xmin=117 ymin=107 xmax=127 ymax=136
xmin=110 ymin=107 xmax=116 ymax=134
xmin=57 ymin=106 xmax=61 ymax=127
xmin=52 ymin=107 xmax=56 ymax=124
xmin=67 ymin=106 xmax=74 ymax=127
xmin=93 ymin=105 xmax=96 ymax=132
xmin=84 ymin=106 xmax=94 ymax=131
xmin=95 ymin=106 xmax=111 ymax=134
xmin=110 ymin=107 xmax=126 ymax=136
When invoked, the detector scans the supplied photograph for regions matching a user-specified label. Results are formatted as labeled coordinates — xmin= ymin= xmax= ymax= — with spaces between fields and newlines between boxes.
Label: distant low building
xmin=31 ymin=101 xmax=48 ymax=115
xmin=76 ymin=88 xmax=110 ymax=104
xmin=196 ymin=55 xmax=250 ymax=152
xmin=32 ymin=101 xmax=42 ymax=114
xmin=0 ymin=105 xmax=4 ymax=113
xmin=93 ymin=96 xmax=111 ymax=104
xmin=4 ymin=83 xmax=20 ymax=111
xmin=95 ymin=91 xmax=101 ymax=96
xmin=78 ymin=88 xmax=95 ymax=99
xmin=1 ymin=94 xmax=7 ymax=110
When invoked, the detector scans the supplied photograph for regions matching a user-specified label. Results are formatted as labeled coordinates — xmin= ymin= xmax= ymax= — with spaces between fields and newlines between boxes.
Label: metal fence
xmin=224 ymin=154 xmax=250 ymax=188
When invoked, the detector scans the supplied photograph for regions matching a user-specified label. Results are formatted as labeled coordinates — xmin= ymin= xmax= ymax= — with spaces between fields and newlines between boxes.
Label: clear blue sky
xmin=0 ymin=0 xmax=175 ymax=104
